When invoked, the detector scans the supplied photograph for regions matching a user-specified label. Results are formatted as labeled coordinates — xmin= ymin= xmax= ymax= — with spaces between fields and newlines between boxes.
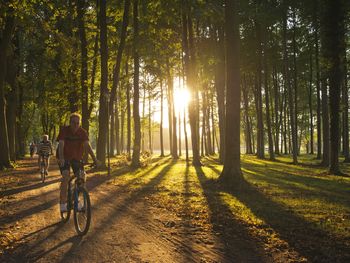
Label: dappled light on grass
xmin=240 ymin=155 xmax=350 ymax=239
xmin=201 ymin=155 xmax=350 ymax=260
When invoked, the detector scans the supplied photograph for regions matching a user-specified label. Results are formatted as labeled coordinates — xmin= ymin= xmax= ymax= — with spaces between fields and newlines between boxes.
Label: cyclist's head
xmin=69 ymin=112 xmax=81 ymax=132
xmin=42 ymin=135 xmax=49 ymax=141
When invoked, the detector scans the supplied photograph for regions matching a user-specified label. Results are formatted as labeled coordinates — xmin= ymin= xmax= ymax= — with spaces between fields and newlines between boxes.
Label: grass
xmin=109 ymin=153 xmax=350 ymax=262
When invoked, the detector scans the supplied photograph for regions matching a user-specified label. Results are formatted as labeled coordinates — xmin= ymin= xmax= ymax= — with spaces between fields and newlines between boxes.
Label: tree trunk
xmin=148 ymin=89 xmax=152 ymax=153
xmin=314 ymin=9 xmax=322 ymax=159
xmin=77 ymin=0 xmax=89 ymax=132
xmin=0 ymin=10 xmax=15 ymax=169
xmin=273 ymin=66 xmax=280 ymax=154
xmin=214 ymin=27 xmax=226 ymax=163
xmin=321 ymin=0 xmax=344 ymax=173
xmin=168 ymin=71 xmax=177 ymax=158
xmin=141 ymin=87 xmax=146 ymax=152
xmin=110 ymin=103 xmax=116 ymax=155
xmin=116 ymin=93 xmax=120 ymax=155
xmin=201 ymin=91 xmax=207 ymax=156
xmin=160 ymin=78 xmax=164 ymax=156
xmin=120 ymin=104 xmax=125 ymax=153
xmin=292 ymin=10 xmax=299 ymax=156
xmin=126 ymin=61 xmax=131 ymax=157
xmin=342 ymin=25 xmax=349 ymax=162
xmin=96 ymin=0 xmax=109 ymax=165
xmin=211 ymin=97 xmax=216 ymax=154
xmin=6 ymin=87 xmax=16 ymax=162
xmin=263 ymin=29 xmax=274 ymax=160
xmin=182 ymin=4 xmax=201 ymax=166
xmin=88 ymin=32 xmax=99 ymax=125
xmin=186 ymin=6 xmax=200 ymax=166
xmin=283 ymin=10 xmax=297 ymax=164
xmin=109 ymin=0 xmax=130 ymax=156
xmin=308 ymin=51 xmax=314 ymax=154
xmin=131 ymin=0 xmax=141 ymax=167
xmin=255 ymin=21 xmax=264 ymax=159
xmin=166 ymin=72 xmax=173 ymax=155
xmin=6 ymin=47 xmax=18 ymax=162
xmin=243 ymin=75 xmax=253 ymax=154
xmin=219 ymin=0 xmax=242 ymax=185
xmin=178 ymin=109 xmax=182 ymax=156
xmin=184 ymin=106 xmax=189 ymax=162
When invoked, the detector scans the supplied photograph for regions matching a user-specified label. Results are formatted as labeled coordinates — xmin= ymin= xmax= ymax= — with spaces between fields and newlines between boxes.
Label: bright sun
xmin=173 ymin=87 xmax=191 ymax=113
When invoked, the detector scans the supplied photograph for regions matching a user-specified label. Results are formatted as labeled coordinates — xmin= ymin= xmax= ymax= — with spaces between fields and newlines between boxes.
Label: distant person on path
xmin=57 ymin=112 xmax=99 ymax=212
xmin=37 ymin=135 xmax=53 ymax=175
xmin=29 ymin=142 xmax=36 ymax=158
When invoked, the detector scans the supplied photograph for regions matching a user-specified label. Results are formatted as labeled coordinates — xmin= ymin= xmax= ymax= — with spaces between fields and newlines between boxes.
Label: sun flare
xmin=173 ymin=87 xmax=191 ymax=113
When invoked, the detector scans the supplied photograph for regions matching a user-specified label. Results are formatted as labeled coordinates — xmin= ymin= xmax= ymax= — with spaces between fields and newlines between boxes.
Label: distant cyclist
xmin=37 ymin=135 xmax=53 ymax=175
xmin=57 ymin=112 xmax=100 ymax=212
xmin=29 ymin=142 xmax=36 ymax=158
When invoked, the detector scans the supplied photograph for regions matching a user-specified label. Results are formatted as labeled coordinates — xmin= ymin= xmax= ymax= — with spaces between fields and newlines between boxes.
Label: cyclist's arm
xmin=84 ymin=141 xmax=98 ymax=163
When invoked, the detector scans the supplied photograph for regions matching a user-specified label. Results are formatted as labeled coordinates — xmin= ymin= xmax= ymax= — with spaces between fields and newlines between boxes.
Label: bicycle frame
xmin=66 ymin=164 xmax=86 ymax=211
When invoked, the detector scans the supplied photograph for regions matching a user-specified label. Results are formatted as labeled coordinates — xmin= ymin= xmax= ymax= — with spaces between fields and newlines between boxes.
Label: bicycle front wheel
xmin=73 ymin=187 xmax=91 ymax=236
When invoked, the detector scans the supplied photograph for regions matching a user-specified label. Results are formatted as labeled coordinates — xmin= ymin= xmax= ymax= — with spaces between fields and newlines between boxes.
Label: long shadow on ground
xmin=6 ymin=159 xmax=174 ymax=262
xmin=58 ymin=160 xmax=176 ymax=262
xmin=194 ymin=166 xmax=270 ymax=262
xmin=203 ymin=164 xmax=350 ymax=262
xmin=206 ymin=159 xmax=350 ymax=210
xmin=0 ymin=178 xmax=61 ymax=198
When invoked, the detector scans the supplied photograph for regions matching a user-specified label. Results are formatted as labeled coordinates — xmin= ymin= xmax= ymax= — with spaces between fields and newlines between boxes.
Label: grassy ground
xmin=113 ymin=153 xmax=350 ymax=262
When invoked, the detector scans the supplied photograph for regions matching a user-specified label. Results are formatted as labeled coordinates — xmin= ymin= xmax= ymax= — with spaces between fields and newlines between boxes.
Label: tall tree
xmin=77 ymin=0 xmax=89 ymax=132
xmin=214 ymin=27 xmax=226 ymax=163
xmin=182 ymin=1 xmax=200 ymax=166
xmin=255 ymin=20 xmax=264 ymax=159
xmin=263 ymin=27 xmax=274 ymax=160
xmin=131 ymin=0 xmax=141 ymax=167
xmin=313 ymin=4 xmax=322 ymax=159
xmin=342 ymin=24 xmax=349 ymax=162
xmin=282 ymin=7 xmax=297 ymax=164
xmin=109 ymin=0 xmax=131 ymax=155
xmin=96 ymin=0 xmax=109 ymax=165
xmin=219 ymin=0 xmax=242 ymax=184
xmin=160 ymin=78 xmax=164 ymax=157
xmin=321 ymin=0 xmax=345 ymax=174
xmin=0 ymin=9 xmax=15 ymax=169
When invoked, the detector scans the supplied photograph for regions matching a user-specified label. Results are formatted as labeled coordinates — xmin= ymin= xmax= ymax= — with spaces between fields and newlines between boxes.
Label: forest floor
xmin=0 ymin=154 xmax=350 ymax=263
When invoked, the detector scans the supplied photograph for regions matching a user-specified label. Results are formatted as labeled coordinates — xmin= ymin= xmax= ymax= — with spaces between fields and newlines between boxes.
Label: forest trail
xmin=2 ymin=157 xmax=348 ymax=263
xmin=0 ymin=157 xmax=236 ymax=263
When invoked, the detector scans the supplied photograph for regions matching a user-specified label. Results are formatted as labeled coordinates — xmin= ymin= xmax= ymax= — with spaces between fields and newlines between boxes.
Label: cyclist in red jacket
xmin=57 ymin=112 xmax=100 ymax=212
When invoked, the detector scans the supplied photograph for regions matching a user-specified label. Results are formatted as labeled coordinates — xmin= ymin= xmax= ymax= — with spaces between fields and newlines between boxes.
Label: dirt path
xmin=0 ymin=158 xmax=238 ymax=263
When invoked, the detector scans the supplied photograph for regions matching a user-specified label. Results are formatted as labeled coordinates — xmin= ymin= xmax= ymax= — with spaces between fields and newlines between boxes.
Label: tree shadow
xmin=203 ymin=166 xmax=350 ymax=262
xmin=0 ymin=158 xmax=172 ymax=229
xmin=0 ymin=178 xmax=61 ymax=198
xmin=205 ymin=161 xmax=350 ymax=209
xmin=194 ymin=166 xmax=271 ymax=262
xmin=0 ymin=221 xmax=66 ymax=262
xmin=243 ymin=168 xmax=350 ymax=208
xmin=58 ymin=160 xmax=177 ymax=259
xmin=29 ymin=235 xmax=82 ymax=263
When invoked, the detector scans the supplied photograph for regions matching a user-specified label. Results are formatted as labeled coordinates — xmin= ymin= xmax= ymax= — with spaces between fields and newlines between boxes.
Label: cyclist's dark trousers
xmin=59 ymin=160 xmax=82 ymax=204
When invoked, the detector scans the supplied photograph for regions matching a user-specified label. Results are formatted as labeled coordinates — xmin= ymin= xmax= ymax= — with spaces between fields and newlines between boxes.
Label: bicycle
xmin=60 ymin=160 xmax=93 ymax=236
xmin=39 ymin=154 xmax=49 ymax=183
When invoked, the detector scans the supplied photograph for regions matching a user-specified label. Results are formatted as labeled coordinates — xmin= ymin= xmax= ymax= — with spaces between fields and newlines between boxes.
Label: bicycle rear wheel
xmin=73 ymin=187 xmax=91 ymax=235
